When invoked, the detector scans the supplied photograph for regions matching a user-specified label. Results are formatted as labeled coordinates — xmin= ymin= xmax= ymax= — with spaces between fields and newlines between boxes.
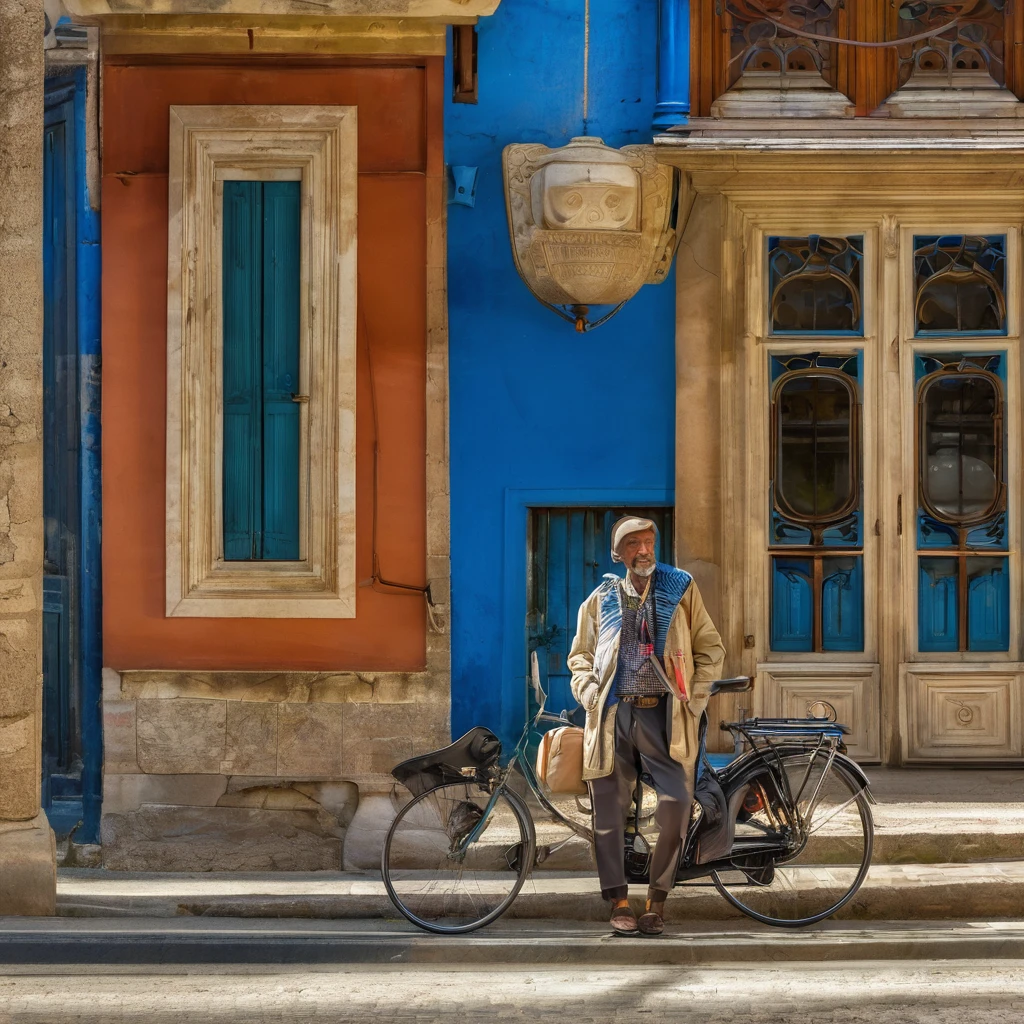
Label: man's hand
xmin=581 ymin=680 xmax=601 ymax=713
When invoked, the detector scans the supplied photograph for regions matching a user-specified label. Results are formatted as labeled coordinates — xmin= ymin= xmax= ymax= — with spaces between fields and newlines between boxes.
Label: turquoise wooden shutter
xmin=260 ymin=182 xmax=301 ymax=560
xmin=222 ymin=180 xmax=301 ymax=561
xmin=223 ymin=180 xmax=263 ymax=560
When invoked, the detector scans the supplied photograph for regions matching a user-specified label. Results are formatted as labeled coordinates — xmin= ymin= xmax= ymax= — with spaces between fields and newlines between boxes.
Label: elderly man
xmin=568 ymin=516 xmax=725 ymax=936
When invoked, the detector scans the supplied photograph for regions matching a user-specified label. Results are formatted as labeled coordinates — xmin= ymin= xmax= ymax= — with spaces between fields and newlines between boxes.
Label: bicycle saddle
xmin=709 ymin=677 xmax=753 ymax=695
xmin=391 ymin=726 xmax=502 ymax=797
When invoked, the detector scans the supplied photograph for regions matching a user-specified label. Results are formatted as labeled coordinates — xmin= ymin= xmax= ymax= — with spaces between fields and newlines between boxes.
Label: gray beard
xmin=630 ymin=561 xmax=656 ymax=578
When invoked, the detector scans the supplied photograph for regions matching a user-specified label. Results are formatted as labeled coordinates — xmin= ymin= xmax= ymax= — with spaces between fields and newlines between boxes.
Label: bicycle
xmin=381 ymin=674 xmax=875 ymax=934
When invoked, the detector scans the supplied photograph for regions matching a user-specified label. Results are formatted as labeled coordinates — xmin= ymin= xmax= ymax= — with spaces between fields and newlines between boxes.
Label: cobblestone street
xmin=3 ymin=961 xmax=1024 ymax=1023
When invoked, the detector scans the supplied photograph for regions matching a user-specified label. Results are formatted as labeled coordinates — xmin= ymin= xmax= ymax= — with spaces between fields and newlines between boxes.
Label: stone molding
xmin=85 ymin=16 xmax=452 ymax=56
xmin=166 ymin=105 xmax=357 ymax=618
xmin=710 ymin=71 xmax=854 ymax=120
xmin=64 ymin=0 xmax=499 ymax=18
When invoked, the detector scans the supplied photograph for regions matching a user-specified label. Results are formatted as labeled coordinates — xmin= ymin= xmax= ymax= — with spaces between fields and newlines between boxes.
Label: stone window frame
xmin=166 ymin=105 xmax=357 ymax=618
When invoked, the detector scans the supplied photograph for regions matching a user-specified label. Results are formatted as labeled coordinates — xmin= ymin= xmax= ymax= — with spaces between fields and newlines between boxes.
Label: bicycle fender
xmin=833 ymin=753 xmax=873 ymax=800
xmin=717 ymin=746 xmax=872 ymax=797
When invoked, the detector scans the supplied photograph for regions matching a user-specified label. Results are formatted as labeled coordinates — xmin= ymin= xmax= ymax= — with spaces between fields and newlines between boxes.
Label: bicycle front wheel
xmin=381 ymin=781 xmax=536 ymax=934
xmin=711 ymin=755 xmax=873 ymax=927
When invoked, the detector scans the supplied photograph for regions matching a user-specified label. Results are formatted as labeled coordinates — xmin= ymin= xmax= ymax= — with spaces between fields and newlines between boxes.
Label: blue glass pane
xmin=967 ymin=556 xmax=1009 ymax=652
xmin=821 ymin=510 xmax=861 ymax=548
xmin=771 ymin=508 xmax=812 ymax=546
xmin=915 ymin=351 xmax=1005 ymax=383
xmin=771 ymin=557 xmax=813 ymax=652
xmin=771 ymin=352 xmax=861 ymax=384
xmin=768 ymin=236 xmax=864 ymax=336
xmin=918 ymin=557 xmax=958 ymax=653
xmin=822 ymin=556 xmax=863 ymax=652
xmin=917 ymin=513 xmax=959 ymax=549
xmin=914 ymin=236 xmax=1006 ymax=336
xmin=965 ymin=511 xmax=1008 ymax=551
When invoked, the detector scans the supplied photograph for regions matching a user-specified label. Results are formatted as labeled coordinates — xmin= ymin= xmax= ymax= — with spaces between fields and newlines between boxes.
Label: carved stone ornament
xmin=503 ymin=137 xmax=680 ymax=311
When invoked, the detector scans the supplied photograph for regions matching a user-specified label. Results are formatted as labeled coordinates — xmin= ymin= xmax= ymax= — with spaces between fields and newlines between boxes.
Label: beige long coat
xmin=567 ymin=565 xmax=726 ymax=787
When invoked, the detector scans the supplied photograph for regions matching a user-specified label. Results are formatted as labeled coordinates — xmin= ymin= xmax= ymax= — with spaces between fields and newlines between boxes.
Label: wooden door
xmin=526 ymin=507 xmax=674 ymax=717
xmin=42 ymin=89 xmax=83 ymax=836
xmin=897 ymin=228 xmax=1022 ymax=762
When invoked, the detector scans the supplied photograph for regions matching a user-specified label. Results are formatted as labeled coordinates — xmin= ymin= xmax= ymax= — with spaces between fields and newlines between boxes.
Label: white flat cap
xmin=610 ymin=516 xmax=657 ymax=563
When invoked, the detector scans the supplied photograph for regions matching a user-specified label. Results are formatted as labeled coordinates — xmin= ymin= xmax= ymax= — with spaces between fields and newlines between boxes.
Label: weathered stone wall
xmin=0 ymin=0 xmax=57 ymax=913
xmin=101 ymin=669 xmax=449 ymax=870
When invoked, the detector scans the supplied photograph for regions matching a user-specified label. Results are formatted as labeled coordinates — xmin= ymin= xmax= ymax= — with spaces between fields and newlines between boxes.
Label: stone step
xmin=522 ymin=803 xmax=1024 ymax=868
xmin=54 ymin=861 xmax=1024 ymax=922
xmin=4 ymin=917 xmax=1024 ymax=966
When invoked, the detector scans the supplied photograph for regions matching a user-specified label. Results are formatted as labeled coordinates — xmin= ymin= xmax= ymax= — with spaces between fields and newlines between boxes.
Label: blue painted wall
xmin=446 ymin=1 xmax=680 ymax=749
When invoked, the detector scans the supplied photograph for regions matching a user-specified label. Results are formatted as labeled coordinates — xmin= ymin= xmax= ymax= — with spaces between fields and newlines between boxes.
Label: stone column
xmin=0 ymin=0 xmax=58 ymax=915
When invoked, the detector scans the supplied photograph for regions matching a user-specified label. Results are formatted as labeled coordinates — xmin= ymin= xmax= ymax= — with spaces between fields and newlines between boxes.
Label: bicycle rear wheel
xmin=382 ymin=781 xmax=536 ymax=934
xmin=711 ymin=755 xmax=872 ymax=927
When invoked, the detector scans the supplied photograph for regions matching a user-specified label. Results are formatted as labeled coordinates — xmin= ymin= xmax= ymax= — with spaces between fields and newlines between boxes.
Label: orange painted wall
xmin=101 ymin=57 xmax=440 ymax=671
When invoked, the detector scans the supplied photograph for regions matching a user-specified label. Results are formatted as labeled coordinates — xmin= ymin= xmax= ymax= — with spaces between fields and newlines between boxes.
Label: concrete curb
xmin=3 ymin=918 xmax=1024 ymax=965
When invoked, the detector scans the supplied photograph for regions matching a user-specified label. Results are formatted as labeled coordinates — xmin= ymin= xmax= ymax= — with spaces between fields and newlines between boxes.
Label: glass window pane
xmin=914 ymin=235 xmax=1006 ymax=335
xmin=920 ymin=373 xmax=1000 ymax=523
xmin=967 ymin=556 xmax=1009 ymax=652
xmin=768 ymin=235 xmax=863 ymax=335
xmin=771 ymin=556 xmax=813 ymax=652
xmin=918 ymin=556 xmax=959 ymax=653
xmin=776 ymin=373 xmax=854 ymax=522
xmin=821 ymin=555 xmax=863 ymax=652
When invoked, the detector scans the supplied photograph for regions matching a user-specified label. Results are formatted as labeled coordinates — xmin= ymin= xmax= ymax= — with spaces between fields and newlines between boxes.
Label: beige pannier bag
xmin=535 ymin=726 xmax=587 ymax=795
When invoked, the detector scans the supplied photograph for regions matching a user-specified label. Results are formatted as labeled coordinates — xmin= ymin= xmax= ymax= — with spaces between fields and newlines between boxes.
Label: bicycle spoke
xmin=712 ymin=759 xmax=872 ymax=927
xmin=382 ymin=781 xmax=535 ymax=934
xmin=805 ymin=788 xmax=864 ymax=836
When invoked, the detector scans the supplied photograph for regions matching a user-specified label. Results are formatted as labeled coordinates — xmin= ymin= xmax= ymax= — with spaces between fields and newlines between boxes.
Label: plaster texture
xmin=0 ymin=0 xmax=57 ymax=915
xmin=97 ymin=58 xmax=451 ymax=869
xmin=446 ymin=0 xmax=675 ymax=752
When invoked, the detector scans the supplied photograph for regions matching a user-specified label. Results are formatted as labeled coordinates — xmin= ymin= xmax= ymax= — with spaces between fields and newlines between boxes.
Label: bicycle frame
xmin=381 ymin=676 xmax=875 ymax=934
xmin=478 ymin=690 xmax=874 ymax=885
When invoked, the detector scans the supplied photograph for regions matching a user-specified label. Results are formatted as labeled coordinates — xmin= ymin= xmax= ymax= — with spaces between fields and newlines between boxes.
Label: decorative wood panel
xmin=662 ymin=148 xmax=1024 ymax=763
xmin=689 ymin=0 xmax=1021 ymax=118
xmin=903 ymin=667 xmax=1022 ymax=760
xmin=757 ymin=664 xmax=881 ymax=762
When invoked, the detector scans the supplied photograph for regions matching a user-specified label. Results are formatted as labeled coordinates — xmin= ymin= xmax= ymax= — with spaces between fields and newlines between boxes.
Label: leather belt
xmin=619 ymin=695 xmax=663 ymax=708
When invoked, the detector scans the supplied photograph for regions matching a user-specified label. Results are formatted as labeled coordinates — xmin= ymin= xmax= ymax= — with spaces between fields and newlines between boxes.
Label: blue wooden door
xmin=527 ymin=507 xmax=674 ymax=717
xmin=222 ymin=180 xmax=301 ymax=560
xmin=42 ymin=90 xmax=84 ymax=838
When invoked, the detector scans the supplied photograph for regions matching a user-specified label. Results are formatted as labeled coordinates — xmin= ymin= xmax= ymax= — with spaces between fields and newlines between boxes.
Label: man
xmin=568 ymin=516 xmax=725 ymax=936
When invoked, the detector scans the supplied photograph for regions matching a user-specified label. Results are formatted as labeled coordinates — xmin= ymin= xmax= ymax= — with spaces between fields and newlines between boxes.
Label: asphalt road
xmin=3 ymin=961 xmax=1024 ymax=1023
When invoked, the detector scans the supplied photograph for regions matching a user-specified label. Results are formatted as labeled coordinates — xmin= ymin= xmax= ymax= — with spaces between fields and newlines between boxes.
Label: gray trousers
xmin=588 ymin=697 xmax=692 ymax=902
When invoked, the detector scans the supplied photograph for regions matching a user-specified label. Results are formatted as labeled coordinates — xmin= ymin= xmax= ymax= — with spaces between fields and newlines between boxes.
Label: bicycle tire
xmin=381 ymin=781 xmax=536 ymax=935
xmin=710 ymin=755 xmax=873 ymax=927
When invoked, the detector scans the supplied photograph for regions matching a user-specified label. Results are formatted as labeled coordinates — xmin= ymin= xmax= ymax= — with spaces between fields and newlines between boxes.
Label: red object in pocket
xmin=673 ymin=652 xmax=688 ymax=700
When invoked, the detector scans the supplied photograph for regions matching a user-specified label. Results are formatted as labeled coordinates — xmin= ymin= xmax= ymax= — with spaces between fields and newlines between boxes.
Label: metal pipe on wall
xmin=652 ymin=0 xmax=690 ymax=132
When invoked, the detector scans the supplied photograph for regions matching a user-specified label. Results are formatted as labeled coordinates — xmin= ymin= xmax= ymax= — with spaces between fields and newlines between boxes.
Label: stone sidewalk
xmin=53 ymin=860 xmax=1024 ymax=921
